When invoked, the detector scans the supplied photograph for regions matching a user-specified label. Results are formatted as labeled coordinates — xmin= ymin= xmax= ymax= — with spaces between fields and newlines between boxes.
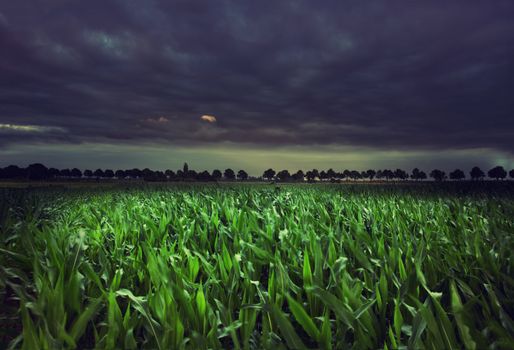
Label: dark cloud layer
xmin=1 ymin=0 xmax=514 ymax=153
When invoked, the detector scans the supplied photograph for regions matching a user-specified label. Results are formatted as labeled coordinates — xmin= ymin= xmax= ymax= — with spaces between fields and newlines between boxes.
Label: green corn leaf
xmin=286 ymin=294 xmax=320 ymax=341
xmin=268 ymin=303 xmax=307 ymax=350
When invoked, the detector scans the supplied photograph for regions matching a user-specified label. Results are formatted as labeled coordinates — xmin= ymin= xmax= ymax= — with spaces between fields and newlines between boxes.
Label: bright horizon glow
xmin=1 ymin=141 xmax=512 ymax=175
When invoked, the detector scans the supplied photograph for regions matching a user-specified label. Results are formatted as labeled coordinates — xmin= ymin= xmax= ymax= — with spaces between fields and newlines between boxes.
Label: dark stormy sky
xmin=1 ymin=0 xmax=513 ymax=173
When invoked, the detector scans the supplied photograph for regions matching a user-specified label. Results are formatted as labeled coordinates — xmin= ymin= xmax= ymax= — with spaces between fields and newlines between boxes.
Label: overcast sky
xmin=1 ymin=0 xmax=513 ymax=174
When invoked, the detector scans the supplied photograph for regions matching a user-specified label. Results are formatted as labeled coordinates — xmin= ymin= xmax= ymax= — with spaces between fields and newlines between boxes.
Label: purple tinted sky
xmin=1 ymin=1 xmax=513 ymax=172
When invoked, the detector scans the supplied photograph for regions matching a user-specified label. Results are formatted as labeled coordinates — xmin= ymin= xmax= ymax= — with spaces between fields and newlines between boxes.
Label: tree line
xmin=0 ymin=163 xmax=513 ymax=182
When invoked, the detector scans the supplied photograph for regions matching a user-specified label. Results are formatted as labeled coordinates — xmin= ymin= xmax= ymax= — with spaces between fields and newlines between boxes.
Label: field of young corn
xmin=1 ymin=183 xmax=514 ymax=349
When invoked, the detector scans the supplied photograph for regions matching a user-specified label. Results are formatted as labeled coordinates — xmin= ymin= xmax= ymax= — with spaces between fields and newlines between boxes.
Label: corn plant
xmin=1 ymin=183 xmax=513 ymax=349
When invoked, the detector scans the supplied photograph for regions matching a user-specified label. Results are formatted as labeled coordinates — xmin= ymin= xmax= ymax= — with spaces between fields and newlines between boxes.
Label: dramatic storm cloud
xmin=1 ymin=0 xmax=513 ymax=171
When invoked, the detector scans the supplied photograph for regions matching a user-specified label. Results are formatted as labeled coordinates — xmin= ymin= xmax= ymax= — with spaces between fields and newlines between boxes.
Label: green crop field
xmin=1 ymin=183 xmax=514 ymax=349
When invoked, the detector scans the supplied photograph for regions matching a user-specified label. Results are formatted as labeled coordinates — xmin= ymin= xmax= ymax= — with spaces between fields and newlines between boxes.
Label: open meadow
xmin=1 ymin=182 xmax=514 ymax=349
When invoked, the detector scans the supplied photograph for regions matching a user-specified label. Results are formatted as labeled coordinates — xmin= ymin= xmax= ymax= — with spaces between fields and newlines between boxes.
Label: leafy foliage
xmin=1 ymin=184 xmax=514 ymax=349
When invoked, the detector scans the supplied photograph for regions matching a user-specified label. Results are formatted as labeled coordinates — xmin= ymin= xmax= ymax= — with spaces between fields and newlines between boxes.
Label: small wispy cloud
xmin=201 ymin=115 xmax=217 ymax=123
xmin=144 ymin=116 xmax=169 ymax=124
xmin=0 ymin=124 xmax=66 ymax=133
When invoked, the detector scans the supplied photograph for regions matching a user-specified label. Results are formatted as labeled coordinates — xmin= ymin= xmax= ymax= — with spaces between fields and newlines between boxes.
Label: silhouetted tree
xmin=155 ymin=171 xmax=167 ymax=181
xmin=84 ymin=169 xmax=93 ymax=178
xmin=48 ymin=168 xmax=60 ymax=179
xmin=510 ymin=169 xmax=514 ymax=179
xmin=470 ymin=166 xmax=485 ymax=180
xmin=263 ymin=168 xmax=276 ymax=181
xmin=342 ymin=170 xmax=351 ymax=180
xmin=305 ymin=170 xmax=315 ymax=182
xmin=319 ymin=170 xmax=328 ymax=181
xmin=327 ymin=168 xmax=336 ymax=180
xmin=115 ymin=170 xmax=125 ymax=179
xmin=237 ymin=170 xmax=248 ymax=181
xmin=186 ymin=170 xmax=198 ymax=180
xmin=488 ymin=166 xmax=507 ymax=180
xmin=394 ymin=169 xmax=409 ymax=180
xmin=60 ymin=169 xmax=71 ymax=178
xmin=165 ymin=170 xmax=175 ymax=180
xmin=27 ymin=163 xmax=49 ymax=180
xmin=276 ymin=170 xmax=291 ymax=181
xmin=126 ymin=168 xmax=142 ymax=179
xmin=183 ymin=163 xmax=189 ymax=174
xmin=198 ymin=170 xmax=212 ymax=181
xmin=449 ymin=169 xmax=465 ymax=181
xmin=382 ymin=169 xmax=394 ymax=180
xmin=212 ymin=169 xmax=222 ymax=180
xmin=410 ymin=168 xmax=426 ymax=181
xmin=142 ymin=168 xmax=154 ymax=180
xmin=365 ymin=169 xmax=376 ymax=180
xmin=292 ymin=170 xmax=305 ymax=181
xmin=349 ymin=170 xmax=361 ymax=180
xmin=430 ymin=169 xmax=446 ymax=182
xmin=71 ymin=168 xmax=82 ymax=178
xmin=375 ymin=170 xmax=383 ymax=180
xmin=93 ymin=169 xmax=104 ymax=178
xmin=224 ymin=168 xmax=235 ymax=180
xmin=2 ymin=165 xmax=25 ymax=179
xmin=104 ymin=169 xmax=114 ymax=179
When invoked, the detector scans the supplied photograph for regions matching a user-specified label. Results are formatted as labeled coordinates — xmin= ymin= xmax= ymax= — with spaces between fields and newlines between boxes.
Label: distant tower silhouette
xmin=183 ymin=162 xmax=189 ymax=173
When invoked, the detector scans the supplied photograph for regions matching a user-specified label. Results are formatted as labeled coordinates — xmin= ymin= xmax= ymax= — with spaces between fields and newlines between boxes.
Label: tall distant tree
xmin=276 ymin=170 xmax=291 ymax=182
xmin=430 ymin=169 xmax=446 ymax=182
xmin=84 ymin=169 xmax=93 ymax=178
xmin=470 ymin=166 xmax=485 ymax=180
xmin=319 ymin=170 xmax=328 ymax=181
xmin=27 ymin=163 xmax=49 ymax=180
xmin=326 ymin=168 xmax=336 ymax=180
xmin=224 ymin=168 xmax=235 ymax=180
xmin=292 ymin=170 xmax=305 ymax=182
xmin=93 ymin=169 xmax=104 ymax=178
xmin=212 ymin=169 xmax=222 ymax=180
xmin=449 ymin=169 xmax=465 ymax=180
xmin=183 ymin=163 xmax=189 ymax=174
xmin=71 ymin=168 xmax=82 ymax=178
xmin=263 ymin=168 xmax=276 ymax=181
xmin=488 ymin=166 xmax=507 ymax=180
xmin=510 ymin=169 xmax=514 ymax=179
xmin=237 ymin=170 xmax=248 ymax=181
